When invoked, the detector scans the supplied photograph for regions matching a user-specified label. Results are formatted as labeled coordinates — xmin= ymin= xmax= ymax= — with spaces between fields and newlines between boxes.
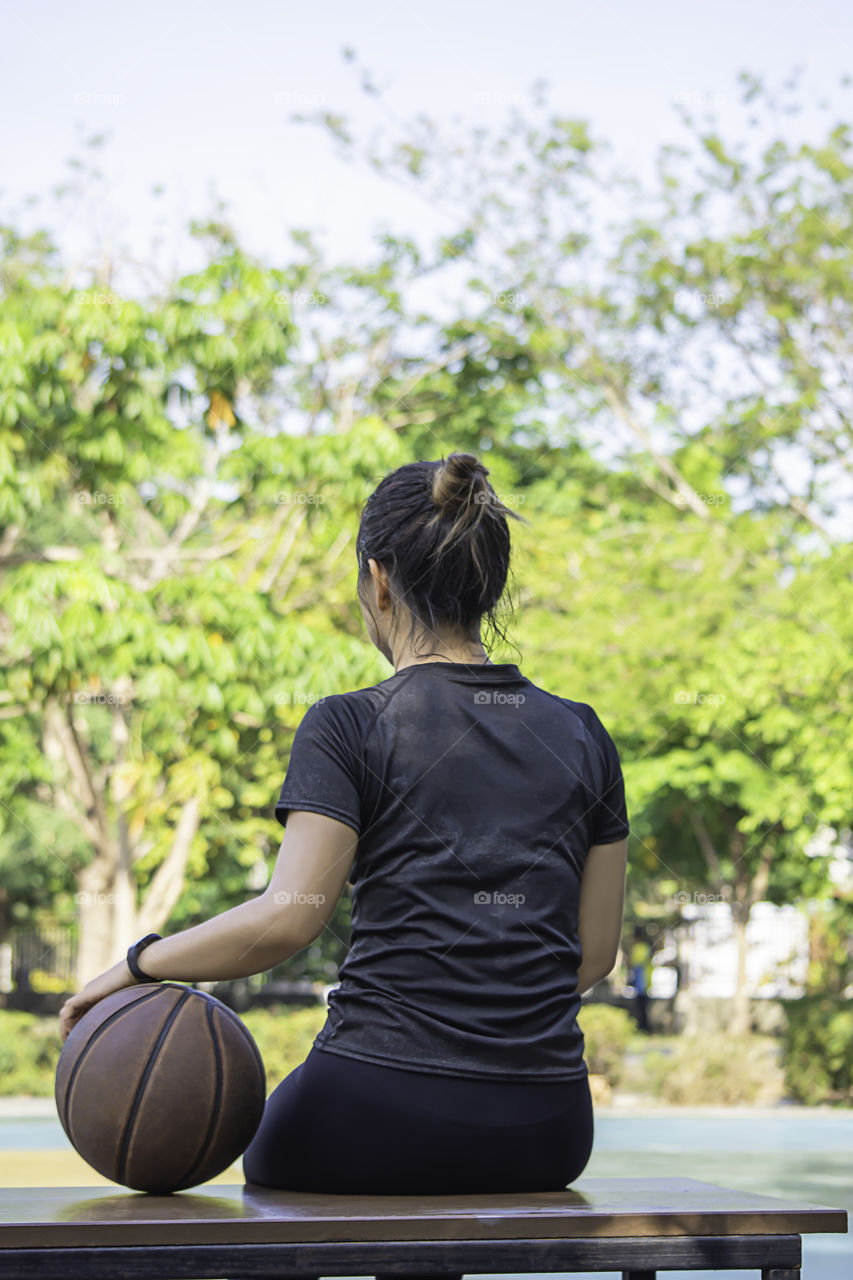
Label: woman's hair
xmin=356 ymin=452 xmax=529 ymax=660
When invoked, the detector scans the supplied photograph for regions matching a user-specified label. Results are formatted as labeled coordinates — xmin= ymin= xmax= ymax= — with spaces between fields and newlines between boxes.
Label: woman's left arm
xmin=58 ymin=894 xmax=299 ymax=1043
xmin=59 ymin=810 xmax=358 ymax=1043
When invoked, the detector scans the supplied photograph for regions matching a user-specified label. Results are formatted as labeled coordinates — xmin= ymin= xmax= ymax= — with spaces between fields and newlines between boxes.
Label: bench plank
xmin=0 ymin=1178 xmax=846 ymax=1249
xmin=0 ymin=1232 xmax=806 ymax=1280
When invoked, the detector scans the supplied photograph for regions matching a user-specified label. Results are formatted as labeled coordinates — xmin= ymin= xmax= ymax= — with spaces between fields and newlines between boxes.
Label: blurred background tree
xmin=1 ymin=69 xmax=850 ymax=1011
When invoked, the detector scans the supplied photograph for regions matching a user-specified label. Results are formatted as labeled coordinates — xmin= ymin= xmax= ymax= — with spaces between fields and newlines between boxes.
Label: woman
xmin=60 ymin=451 xmax=629 ymax=1200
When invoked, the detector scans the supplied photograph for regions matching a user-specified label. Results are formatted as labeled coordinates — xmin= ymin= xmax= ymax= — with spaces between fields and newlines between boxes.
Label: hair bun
xmin=432 ymin=452 xmax=490 ymax=512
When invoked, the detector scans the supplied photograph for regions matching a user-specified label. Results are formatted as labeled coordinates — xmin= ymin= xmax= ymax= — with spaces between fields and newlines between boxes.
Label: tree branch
xmin=261 ymin=503 xmax=309 ymax=596
xmin=599 ymin=378 xmax=713 ymax=520
xmin=688 ymin=809 xmax=725 ymax=888
xmin=747 ymin=838 xmax=775 ymax=910
xmin=42 ymin=701 xmax=104 ymax=847
xmin=242 ymin=499 xmax=292 ymax=580
xmin=135 ymin=794 xmax=203 ymax=934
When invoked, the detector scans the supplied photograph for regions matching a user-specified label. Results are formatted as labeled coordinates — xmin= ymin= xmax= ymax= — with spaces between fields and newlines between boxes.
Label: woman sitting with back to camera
xmin=239 ymin=450 xmax=630 ymax=1195
xmin=64 ymin=450 xmax=631 ymax=1201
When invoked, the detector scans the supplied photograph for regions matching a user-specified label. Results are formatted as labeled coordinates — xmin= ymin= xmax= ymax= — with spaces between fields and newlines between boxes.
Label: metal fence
xmin=0 ymin=927 xmax=336 ymax=1014
xmin=1 ymin=923 xmax=76 ymax=992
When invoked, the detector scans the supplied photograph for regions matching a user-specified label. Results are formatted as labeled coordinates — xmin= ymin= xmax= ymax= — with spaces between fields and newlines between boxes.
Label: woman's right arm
xmin=576 ymin=837 xmax=628 ymax=995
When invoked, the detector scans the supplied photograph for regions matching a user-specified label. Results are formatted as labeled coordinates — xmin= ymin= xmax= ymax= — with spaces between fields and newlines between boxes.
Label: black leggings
xmin=241 ymin=1045 xmax=594 ymax=1194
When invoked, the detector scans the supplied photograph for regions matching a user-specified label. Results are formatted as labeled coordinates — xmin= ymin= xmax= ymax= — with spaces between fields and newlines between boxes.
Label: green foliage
xmin=2 ymin=1000 xmax=850 ymax=1108
xmin=0 ymin=1004 xmax=329 ymax=1097
xmin=240 ymin=1005 xmax=328 ymax=1085
xmin=0 ymin=1012 xmax=62 ymax=1096
xmin=779 ymin=996 xmax=853 ymax=1104
xmin=294 ymin=66 xmax=853 ymax=935
xmin=2 ymin=75 xmax=853 ymax=1002
xmin=641 ymin=1033 xmax=785 ymax=1105
xmin=577 ymin=1002 xmax=635 ymax=1086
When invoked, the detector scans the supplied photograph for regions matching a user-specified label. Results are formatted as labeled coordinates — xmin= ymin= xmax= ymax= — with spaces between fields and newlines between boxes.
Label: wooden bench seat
xmin=0 ymin=1176 xmax=846 ymax=1280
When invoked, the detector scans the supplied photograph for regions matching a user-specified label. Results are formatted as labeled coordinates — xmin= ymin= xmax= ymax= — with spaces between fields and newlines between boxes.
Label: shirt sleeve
xmin=275 ymin=696 xmax=362 ymax=836
xmin=587 ymin=708 xmax=630 ymax=844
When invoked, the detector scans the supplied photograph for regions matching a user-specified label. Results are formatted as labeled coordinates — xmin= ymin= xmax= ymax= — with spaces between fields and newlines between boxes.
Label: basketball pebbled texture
xmin=55 ymin=983 xmax=266 ymax=1194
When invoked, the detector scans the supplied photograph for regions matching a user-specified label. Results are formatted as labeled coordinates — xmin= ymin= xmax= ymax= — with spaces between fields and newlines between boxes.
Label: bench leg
xmin=762 ymin=1271 xmax=801 ymax=1280
xmin=623 ymin=1271 xmax=656 ymax=1280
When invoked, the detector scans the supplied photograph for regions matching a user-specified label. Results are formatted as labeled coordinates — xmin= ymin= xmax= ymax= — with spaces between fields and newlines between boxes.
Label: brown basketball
xmin=55 ymin=982 xmax=266 ymax=1194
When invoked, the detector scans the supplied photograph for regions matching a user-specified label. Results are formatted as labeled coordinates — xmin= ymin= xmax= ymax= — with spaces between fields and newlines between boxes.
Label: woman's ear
xmin=369 ymin=558 xmax=392 ymax=611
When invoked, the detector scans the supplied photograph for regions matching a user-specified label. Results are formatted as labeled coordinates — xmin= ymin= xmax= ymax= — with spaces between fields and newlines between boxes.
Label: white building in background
xmin=647 ymin=826 xmax=853 ymax=1000
xmin=665 ymin=901 xmax=810 ymax=998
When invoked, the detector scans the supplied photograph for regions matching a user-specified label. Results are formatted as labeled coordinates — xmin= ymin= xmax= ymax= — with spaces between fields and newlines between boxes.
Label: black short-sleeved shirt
xmin=274 ymin=661 xmax=630 ymax=1083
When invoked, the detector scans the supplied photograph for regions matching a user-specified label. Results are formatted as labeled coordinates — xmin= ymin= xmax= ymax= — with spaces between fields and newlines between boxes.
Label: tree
xmin=2 ymin=73 xmax=850 ymax=1034
xmin=286 ymin=60 xmax=853 ymax=1030
xmin=0 ymin=165 xmax=400 ymax=983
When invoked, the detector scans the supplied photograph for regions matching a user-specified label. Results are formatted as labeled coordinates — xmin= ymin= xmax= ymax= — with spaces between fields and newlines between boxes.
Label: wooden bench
xmin=0 ymin=1176 xmax=846 ymax=1280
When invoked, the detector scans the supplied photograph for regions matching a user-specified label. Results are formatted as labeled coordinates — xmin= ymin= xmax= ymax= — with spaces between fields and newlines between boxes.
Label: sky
xmin=2 ymin=0 xmax=851 ymax=533
xmin=3 ymin=0 xmax=852 ymax=274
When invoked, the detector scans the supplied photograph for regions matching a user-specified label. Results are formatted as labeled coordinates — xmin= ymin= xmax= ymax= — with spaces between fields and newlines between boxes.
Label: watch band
xmin=127 ymin=933 xmax=163 ymax=982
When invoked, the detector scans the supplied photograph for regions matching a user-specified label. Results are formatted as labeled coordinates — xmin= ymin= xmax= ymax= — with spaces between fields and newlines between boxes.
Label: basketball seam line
xmin=191 ymin=988 xmax=266 ymax=1082
xmin=60 ymin=985 xmax=167 ymax=1150
xmin=117 ymin=987 xmax=192 ymax=1188
xmin=172 ymin=998 xmax=223 ymax=1191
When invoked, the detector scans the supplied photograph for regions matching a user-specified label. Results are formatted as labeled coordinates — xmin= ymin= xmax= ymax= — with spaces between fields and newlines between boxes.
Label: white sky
xmin=3 ymin=0 xmax=852 ymax=272
xmin=2 ymin=0 xmax=851 ymax=535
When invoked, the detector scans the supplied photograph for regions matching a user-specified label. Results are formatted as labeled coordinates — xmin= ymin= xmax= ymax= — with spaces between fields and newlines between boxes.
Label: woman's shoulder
xmin=302 ymin=682 xmax=392 ymax=740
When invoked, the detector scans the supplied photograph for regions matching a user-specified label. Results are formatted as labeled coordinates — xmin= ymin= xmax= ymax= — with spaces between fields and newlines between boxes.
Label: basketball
xmin=55 ymin=982 xmax=266 ymax=1194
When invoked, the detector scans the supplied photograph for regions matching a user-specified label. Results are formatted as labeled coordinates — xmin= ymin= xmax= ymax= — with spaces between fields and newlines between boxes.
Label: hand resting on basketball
xmin=59 ymin=957 xmax=140 ymax=1044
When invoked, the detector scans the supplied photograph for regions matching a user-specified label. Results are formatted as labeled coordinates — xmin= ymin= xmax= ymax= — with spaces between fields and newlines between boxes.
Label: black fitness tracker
xmin=127 ymin=932 xmax=163 ymax=982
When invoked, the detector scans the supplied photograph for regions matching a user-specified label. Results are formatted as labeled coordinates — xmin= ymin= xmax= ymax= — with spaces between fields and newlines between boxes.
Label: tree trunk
xmin=76 ymin=847 xmax=122 ymax=984
xmin=45 ymin=696 xmax=205 ymax=987
xmin=73 ymin=796 xmax=203 ymax=986
xmin=730 ymin=903 xmax=751 ymax=1036
xmin=728 ymin=825 xmax=763 ymax=1037
xmin=110 ymin=701 xmax=139 ymax=968
xmin=134 ymin=794 xmax=203 ymax=937
xmin=688 ymin=810 xmax=749 ymax=1030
